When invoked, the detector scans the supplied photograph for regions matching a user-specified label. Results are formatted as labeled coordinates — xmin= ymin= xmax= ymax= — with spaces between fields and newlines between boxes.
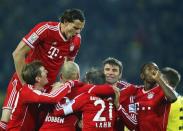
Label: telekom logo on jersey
xmin=48 ymin=46 xmax=60 ymax=59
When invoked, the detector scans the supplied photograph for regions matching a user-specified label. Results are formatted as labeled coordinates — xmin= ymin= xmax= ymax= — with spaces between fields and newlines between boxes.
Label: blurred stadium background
xmin=0 ymin=0 xmax=183 ymax=110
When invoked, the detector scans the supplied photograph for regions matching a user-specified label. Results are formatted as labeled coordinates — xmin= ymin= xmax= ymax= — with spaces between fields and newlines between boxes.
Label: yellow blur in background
xmin=167 ymin=96 xmax=183 ymax=131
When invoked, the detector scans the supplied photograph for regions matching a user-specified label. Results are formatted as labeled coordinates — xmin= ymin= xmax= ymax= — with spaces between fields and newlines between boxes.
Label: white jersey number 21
xmin=93 ymin=99 xmax=113 ymax=122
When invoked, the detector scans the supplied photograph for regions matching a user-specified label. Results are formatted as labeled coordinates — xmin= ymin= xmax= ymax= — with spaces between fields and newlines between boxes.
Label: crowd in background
xmin=0 ymin=0 xmax=182 ymax=96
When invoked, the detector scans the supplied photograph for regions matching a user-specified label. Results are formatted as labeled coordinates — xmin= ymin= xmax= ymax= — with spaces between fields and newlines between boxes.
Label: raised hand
xmin=112 ymin=86 xmax=120 ymax=108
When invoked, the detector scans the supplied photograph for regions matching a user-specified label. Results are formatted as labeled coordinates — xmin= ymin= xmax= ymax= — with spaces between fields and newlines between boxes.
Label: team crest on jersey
xmin=27 ymin=32 xmax=39 ymax=44
xmin=70 ymin=43 xmax=75 ymax=51
xmin=147 ymin=92 xmax=154 ymax=99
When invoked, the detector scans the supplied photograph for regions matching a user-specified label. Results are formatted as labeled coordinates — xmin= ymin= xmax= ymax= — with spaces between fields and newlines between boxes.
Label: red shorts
xmin=2 ymin=73 xmax=22 ymax=110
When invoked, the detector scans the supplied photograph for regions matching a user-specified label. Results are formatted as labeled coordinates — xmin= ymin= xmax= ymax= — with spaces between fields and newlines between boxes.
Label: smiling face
xmin=36 ymin=66 xmax=49 ymax=86
xmin=104 ymin=63 xmax=121 ymax=85
xmin=62 ymin=19 xmax=85 ymax=39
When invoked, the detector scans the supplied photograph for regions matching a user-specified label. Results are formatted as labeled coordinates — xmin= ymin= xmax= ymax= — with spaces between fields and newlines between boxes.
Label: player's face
xmin=39 ymin=66 xmax=48 ymax=86
xmin=104 ymin=64 xmax=121 ymax=85
xmin=64 ymin=19 xmax=85 ymax=39
xmin=142 ymin=64 xmax=159 ymax=83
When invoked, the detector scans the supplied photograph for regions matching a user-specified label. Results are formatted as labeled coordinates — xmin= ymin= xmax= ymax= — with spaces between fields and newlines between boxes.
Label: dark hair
xmin=60 ymin=8 xmax=85 ymax=23
xmin=140 ymin=62 xmax=159 ymax=73
xmin=21 ymin=61 xmax=43 ymax=85
xmin=85 ymin=68 xmax=106 ymax=85
xmin=103 ymin=57 xmax=123 ymax=74
xmin=161 ymin=67 xmax=181 ymax=88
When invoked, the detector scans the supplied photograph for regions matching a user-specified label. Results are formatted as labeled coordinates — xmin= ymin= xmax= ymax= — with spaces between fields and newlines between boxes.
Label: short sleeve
xmin=22 ymin=22 xmax=48 ymax=49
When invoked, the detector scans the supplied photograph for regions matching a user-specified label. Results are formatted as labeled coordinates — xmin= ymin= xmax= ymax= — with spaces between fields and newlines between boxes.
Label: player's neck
xmin=144 ymin=82 xmax=156 ymax=91
xmin=60 ymin=23 xmax=68 ymax=40
xmin=34 ymin=83 xmax=44 ymax=91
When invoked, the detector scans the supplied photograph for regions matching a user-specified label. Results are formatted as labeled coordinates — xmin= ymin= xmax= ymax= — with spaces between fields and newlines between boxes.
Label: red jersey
xmin=117 ymin=84 xmax=170 ymax=131
xmin=70 ymin=81 xmax=132 ymax=131
xmin=70 ymin=81 xmax=129 ymax=131
xmin=54 ymin=93 xmax=117 ymax=131
xmin=39 ymin=83 xmax=114 ymax=131
xmin=38 ymin=81 xmax=85 ymax=131
xmin=135 ymin=85 xmax=170 ymax=131
xmin=7 ymin=81 xmax=74 ymax=131
xmin=3 ymin=21 xmax=81 ymax=110
xmin=117 ymin=81 xmax=130 ymax=89
xmin=39 ymin=98 xmax=78 ymax=131
xmin=0 ymin=121 xmax=7 ymax=131
xmin=117 ymin=85 xmax=139 ymax=130
xmin=23 ymin=21 xmax=81 ymax=85
xmin=76 ymin=81 xmax=131 ymax=130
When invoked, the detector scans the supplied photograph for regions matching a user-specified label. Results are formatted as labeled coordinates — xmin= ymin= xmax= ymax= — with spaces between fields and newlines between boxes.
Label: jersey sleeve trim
xmin=88 ymin=85 xmax=96 ymax=93
xmin=22 ymin=38 xmax=34 ymax=49
xmin=22 ymin=23 xmax=50 ymax=49
xmin=0 ymin=121 xmax=7 ymax=130
xmin=27 ymin=81 xmax=73 ymax=98
xmin=2 ymin=107 xmax=12 ymax=110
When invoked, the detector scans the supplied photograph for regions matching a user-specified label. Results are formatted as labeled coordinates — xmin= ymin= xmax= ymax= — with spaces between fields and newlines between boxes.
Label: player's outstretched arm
xmin=23 ymin=81 xmax=74 ymax=104
xmin=53 ymin=93 xmax=90 ymax=116
xmin=13 ymin=40 xmax=31 ymax=85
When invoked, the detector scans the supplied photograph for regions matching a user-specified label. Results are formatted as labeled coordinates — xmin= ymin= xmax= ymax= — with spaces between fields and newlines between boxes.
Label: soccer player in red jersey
xmin=50 ymin=68 xmax=117 ymax=131
xmin=98 ymin=60 xmax=178 ymax=131
xmin=6 ymin=61 xmax=76 ymax=131
xmin=114 ymin=62 xmax=178 ymax=131
xmin=103 ymin=57 xmax=129 ymax=131
xmin=0 ymin=8 xmax=85 ymax=128
xmin=39 ymin=61 xmax=81 ymax=131
xmin=39 ymin=62 xmax=115 ymax=131
xmin=71 ymin=57 xmax=128 ymax=131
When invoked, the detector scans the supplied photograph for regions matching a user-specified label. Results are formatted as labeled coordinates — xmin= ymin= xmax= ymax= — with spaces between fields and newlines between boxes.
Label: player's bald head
xmin=61 ymin=61 xmax=80 ymax=80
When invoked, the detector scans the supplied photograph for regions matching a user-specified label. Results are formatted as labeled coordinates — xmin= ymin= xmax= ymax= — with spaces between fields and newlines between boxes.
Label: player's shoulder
xmin=22 ymin=84 xmax=42 ymax=93
xmin=72 ymin=34 xmax=81 ymax=45
xmin=20 ymin=84 xmax=34 ymax=96
xmin=74 ymin=80 xmax=85 ymax=87
xmin=75 ymin=34 xmax=81 ymax=39
xmin=117 ymin=81 xmax=129 ymax=89
xmin=37 ymin=21 xmax=59 ymax=26
xmin=134 ymin=84 xmax=144 ymax=89
xmin=121 ymin=83 xmax=143 ymax=90
xmin=153 ymin=85 xmax=163 ymax=92
xmin=74 ymin=92 xmax=90 ymax=100
xmin=46 ymin=21 xmax=60 ymax=27
xmin=33 ymin=21 xmax=59 ymax=30
xmin=22 ymin=84 xmax=32 ymax=90
xmin=118 ymin=80 xmax=129 ymax=86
